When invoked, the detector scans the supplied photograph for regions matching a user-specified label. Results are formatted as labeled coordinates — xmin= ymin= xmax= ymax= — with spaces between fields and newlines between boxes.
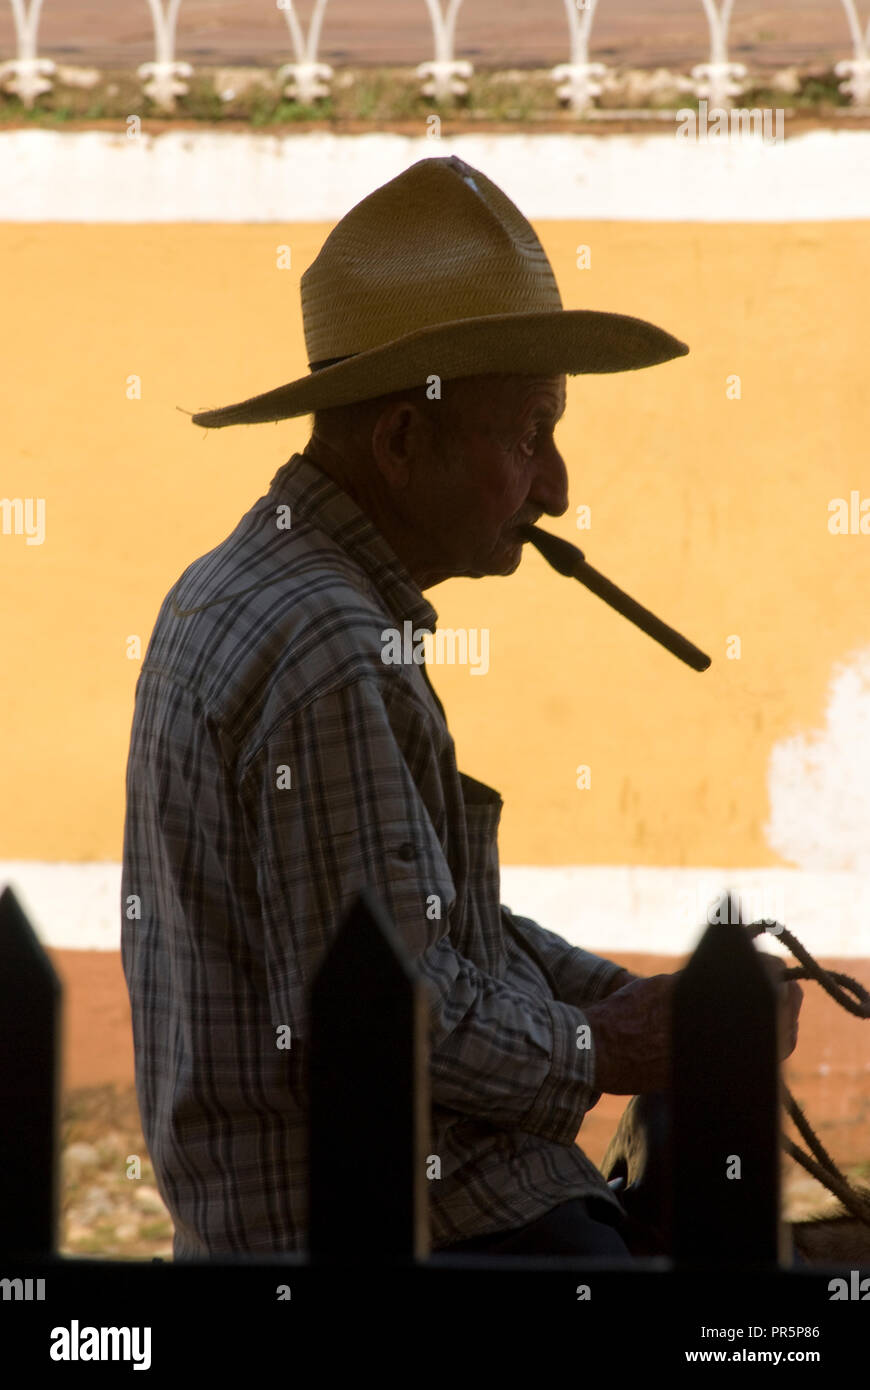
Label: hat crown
xmin=300 ymin=156 xmax=562 ymax=365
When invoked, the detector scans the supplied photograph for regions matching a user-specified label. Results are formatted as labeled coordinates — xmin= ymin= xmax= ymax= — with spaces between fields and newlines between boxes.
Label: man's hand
xmin=603 ymin=967 xmax=640 ymax=996
xmin=583 ymin=974 xmax=676 ymax=1095
xmin=758 ymin=952 xmax=803 ymax=1061
xmin=584 ymin=956 xmax=803 ymax=1095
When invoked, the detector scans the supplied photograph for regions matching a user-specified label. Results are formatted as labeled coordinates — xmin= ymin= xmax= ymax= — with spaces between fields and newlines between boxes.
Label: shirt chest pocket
xmin=454 ymin=771 xmax=507 ymax=976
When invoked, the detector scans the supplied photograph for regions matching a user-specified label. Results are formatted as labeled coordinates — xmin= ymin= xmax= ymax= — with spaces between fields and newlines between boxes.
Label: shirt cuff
xmin=519 ymin=997 xmax=602 ymax=1146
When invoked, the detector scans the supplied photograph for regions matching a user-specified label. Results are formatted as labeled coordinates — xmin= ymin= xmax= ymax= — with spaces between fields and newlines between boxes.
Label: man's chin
xmin=463 ymin=536 xmax=524 ymax=578
xmin=507 ymin=532 xmax=527 ymax=568
xmin=483 ymin=544 xmax=516 ymax=578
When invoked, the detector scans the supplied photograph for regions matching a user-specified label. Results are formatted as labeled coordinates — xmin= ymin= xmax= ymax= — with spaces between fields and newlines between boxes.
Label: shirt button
xmin=396 ymin=842 xmax=417 ymax=861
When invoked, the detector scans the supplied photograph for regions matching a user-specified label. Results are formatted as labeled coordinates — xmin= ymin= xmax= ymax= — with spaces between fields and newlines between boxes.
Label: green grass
xmin=796 ymin=75 xmax=851 ymax=108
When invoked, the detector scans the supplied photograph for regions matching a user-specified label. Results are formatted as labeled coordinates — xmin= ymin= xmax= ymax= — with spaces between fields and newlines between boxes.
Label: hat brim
xmin=189 ymin=310 xmax=689 ymax=428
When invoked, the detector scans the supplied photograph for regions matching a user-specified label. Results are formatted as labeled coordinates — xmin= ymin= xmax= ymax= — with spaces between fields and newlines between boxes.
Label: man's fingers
xmin=755 ymin=954 xmax=803 ymax=1060
xmin=758 ymin=952 xmax=786 ymax=980
xmin=778 ymin=980 xmax=802 ymax=1059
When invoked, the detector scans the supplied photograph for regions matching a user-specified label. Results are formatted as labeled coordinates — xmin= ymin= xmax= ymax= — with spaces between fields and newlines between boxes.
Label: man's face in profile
xmin=409 ymin=373 xmax=570 ymax=582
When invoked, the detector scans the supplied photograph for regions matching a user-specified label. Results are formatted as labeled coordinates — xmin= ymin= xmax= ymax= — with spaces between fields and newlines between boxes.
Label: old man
xmin=120 ymin=156 xmax=800 ymax=1260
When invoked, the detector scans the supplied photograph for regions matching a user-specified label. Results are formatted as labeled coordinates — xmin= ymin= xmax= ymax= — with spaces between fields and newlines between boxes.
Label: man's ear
xmin=370 ymin=400 xmax=430 ymax=486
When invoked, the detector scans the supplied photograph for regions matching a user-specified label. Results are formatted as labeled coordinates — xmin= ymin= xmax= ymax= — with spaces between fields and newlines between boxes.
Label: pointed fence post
xmin=0 ymin=886 xmax=62 ymax=1257
xmin=672 ymin=892 xmax=785 ymax=1264
xmin=308 ymin=887 xmax=430 ymax=1259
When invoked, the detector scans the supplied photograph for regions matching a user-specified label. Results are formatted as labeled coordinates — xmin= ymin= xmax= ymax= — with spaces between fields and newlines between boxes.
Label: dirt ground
xmin=0 ymin=0 xmax=851 ymax=72
xmin=52 ymin=946 xmax=870 ymax=1258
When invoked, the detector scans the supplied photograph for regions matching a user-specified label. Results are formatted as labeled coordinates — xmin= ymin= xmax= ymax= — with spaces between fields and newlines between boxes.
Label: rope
xmin=747 ymin=919 xmax=870 ymax=1019
xmin=782 ymin=1104 xmax=870 ymax=1224
xmin=747 ymin=918 xmax=870 ymax=1227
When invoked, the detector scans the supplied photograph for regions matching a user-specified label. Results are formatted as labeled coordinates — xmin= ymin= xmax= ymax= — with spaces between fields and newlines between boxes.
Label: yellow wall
xmin=2 ymin=221 xmax=868 ymax=864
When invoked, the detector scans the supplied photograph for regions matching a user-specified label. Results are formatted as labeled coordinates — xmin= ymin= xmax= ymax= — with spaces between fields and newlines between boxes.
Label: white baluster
xmin=0 ymin=0 xmax=55 ymax=109
xmin=835 ymin=0 xmax=870 ymax=107
xmin=137 ymin=0 xmax=192 ymax=113
xmin=690 ymin=0 xmax=747 ymax=110
xmin=417 ymin=0 xmax=472 ymax=102
xmin=276 ymin=0 xmax=334 ymax=104
xmin=551 ymin=0 xmax=606 ymax=115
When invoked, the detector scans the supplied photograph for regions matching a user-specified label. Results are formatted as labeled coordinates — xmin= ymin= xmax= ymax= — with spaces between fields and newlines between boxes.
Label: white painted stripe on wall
xmin=3 ymin=861 xmax=870 ymax=956
xmin=3 ymin=863 xmax=123 ymax=952
xmin=2 ymin=129 xmax=870 ymax=222
xmin=501 ymin=866 xmax=870 ymax=959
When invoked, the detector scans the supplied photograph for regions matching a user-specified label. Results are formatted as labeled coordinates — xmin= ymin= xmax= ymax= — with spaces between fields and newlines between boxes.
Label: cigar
xmin=520 ymin=525 xmax=711 ymax=673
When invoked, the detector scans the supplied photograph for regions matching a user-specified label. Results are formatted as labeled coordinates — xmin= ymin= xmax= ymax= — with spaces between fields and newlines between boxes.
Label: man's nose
xmin=534 ymin=444 xmax=570 ymax=518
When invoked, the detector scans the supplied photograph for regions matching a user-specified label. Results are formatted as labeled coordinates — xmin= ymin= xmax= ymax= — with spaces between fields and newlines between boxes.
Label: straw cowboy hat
xmin=191 ymin=155 xmax=688 ymax=428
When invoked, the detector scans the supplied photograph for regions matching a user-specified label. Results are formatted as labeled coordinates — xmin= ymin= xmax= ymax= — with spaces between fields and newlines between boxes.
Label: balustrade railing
xmin=1 ymin=1 xmax=869 ymax=115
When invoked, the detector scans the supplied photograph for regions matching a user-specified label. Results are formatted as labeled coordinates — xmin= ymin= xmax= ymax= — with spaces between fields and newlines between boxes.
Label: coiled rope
xmin=748 ymin=919 xmax=870 ymax=1226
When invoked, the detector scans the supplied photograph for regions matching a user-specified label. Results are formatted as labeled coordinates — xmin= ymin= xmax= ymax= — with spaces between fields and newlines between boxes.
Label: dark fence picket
xmin=672 ymin=893 xmax=785 ymax=1264
xmin=308 ymin=886 xmax=430 ymax=1259
xmin=0 ymin=877 xmax=795 ymax=1273
xmin=0 ymin=885 xmax=62 ymax=1257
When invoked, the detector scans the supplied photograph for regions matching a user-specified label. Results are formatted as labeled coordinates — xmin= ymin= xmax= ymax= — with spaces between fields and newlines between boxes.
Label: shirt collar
xmin=269 ymin=453 xmax=439 ymax=633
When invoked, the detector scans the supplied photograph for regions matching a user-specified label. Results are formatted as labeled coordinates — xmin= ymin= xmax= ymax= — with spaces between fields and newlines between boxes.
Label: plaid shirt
xmin=121 ymin=452 xmax=626 ymax=1258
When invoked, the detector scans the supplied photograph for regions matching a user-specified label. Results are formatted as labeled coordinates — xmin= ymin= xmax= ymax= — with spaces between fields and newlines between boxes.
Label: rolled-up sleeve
xmin=237 ymin=673 xmax=601 ymax=1147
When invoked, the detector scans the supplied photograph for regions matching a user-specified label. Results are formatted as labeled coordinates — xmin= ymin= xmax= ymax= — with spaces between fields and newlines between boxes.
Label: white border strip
xmin=502 ymin=866 xmax=870 ymax=958
xmin=3 ymin=129 xmax=870 ymax=221
xmin=3 ymin=862 xmax=870 ymax=955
